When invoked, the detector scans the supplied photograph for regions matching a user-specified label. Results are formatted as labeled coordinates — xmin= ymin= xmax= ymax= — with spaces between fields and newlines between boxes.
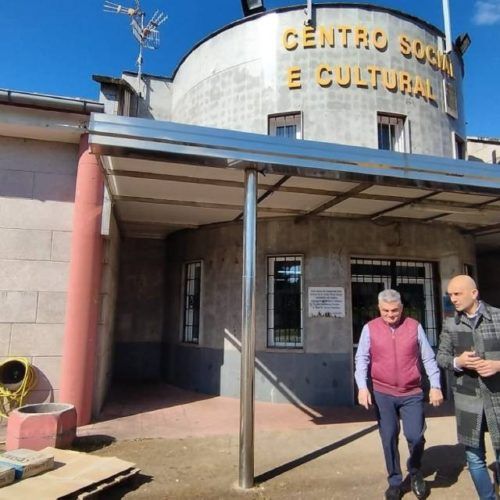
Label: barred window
xmin=182 ymin=261 xmax=202 ymax=344
xmin=268 ymin=113 xmax=302 ymax=139
xmin=267 ymin=256 xmax=303 ymax=348
xmin=377 ymin=113 xmax=407 ymax=153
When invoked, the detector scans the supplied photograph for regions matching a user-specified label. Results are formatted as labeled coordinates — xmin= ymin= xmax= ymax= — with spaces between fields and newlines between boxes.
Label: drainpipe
xmin=59 ymin=134 xmax=104 ymax=426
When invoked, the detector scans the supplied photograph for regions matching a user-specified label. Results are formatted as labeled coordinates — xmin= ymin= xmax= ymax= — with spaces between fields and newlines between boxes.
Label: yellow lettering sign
xmin=287 ymin=66 xmax=302 ymax=89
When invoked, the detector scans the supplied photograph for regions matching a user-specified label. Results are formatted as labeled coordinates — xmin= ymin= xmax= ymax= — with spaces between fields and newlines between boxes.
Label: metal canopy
xmin=88 ymin=113 xmax=500 ymax=246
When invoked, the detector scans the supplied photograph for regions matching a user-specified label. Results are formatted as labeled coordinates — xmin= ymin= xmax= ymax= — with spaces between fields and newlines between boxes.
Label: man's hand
xmin=358 ymin=388 xmax=372 ymax=409
xmin=429 ymin=388 xmax=443 ymax=407
xmin=455 ymin=350 xmax=482 ymax=370
xmin=474 ymin=359 xmax=500 ymax=377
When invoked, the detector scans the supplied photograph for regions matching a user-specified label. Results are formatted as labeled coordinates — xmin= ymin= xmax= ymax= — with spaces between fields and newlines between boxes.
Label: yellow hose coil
xmin=0 ymin=357 xmax=37 ymax=418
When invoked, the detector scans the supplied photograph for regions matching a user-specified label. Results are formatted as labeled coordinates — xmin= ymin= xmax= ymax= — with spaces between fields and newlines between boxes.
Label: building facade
xmin=1 ymin=4 xmax=499 ymax=421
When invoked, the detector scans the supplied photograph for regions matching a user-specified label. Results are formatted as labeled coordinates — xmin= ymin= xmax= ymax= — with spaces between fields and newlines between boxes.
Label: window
xmin=377 ymin=114 xmax=407 ymax=153
xmin=267 ymin=256 xmax=303 ymax=348
xmin=454 ymin=133 xmax=466 ymax=160
xmin=351 ymin=258 xmax=439 ymax=346
xmin=182 ymin=261 xmax=202 ymax=344
xmin=444 ymin=80 xmax=458 ymax=119
xmin=268 ymin=113 xmax=302 ymax=139
xmin=464 ymin=263 xmax=475 ymax=278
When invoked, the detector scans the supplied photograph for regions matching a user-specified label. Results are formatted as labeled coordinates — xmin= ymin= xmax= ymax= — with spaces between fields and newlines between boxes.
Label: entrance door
xmin=351 ymin=258 xmax=440 ymax=347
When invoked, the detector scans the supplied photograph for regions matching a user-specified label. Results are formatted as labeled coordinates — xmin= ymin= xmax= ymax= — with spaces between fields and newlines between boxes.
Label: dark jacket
xmin=437 ymin=302 xmax=500 ymax=449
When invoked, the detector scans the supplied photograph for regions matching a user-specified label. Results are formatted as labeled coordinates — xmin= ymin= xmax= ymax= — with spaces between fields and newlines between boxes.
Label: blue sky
xmin=2 ymin=0 xmax=499 ymax=137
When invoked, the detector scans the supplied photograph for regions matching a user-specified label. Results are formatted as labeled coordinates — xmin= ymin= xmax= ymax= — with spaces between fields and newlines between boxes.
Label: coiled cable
xmin=0 ymin=357 xmax=37 ymax=418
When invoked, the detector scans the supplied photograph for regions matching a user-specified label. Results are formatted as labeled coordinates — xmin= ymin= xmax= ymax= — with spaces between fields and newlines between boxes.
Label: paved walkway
xmin=79 ymin=383 xmax=389 ymax=440
xmin=73 ymin=384 xmax=497 ymax=499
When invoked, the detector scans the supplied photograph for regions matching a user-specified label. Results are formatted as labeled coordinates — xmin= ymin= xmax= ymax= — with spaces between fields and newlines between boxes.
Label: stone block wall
xmin=0 ymin=136 xmax=78 ymax=404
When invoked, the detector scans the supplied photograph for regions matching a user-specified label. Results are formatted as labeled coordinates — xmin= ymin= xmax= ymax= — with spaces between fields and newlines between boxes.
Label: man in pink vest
xmin=355 ymin=289 xmax=443 ymax=500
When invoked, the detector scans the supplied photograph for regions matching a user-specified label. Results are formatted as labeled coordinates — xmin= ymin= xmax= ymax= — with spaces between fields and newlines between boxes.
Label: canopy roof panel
xmin=89 ymin=114 xmax=500 ymax=247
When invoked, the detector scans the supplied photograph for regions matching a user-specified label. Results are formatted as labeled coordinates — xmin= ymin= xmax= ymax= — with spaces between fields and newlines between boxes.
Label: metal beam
xmin=297 ymin=182 xmax=372 ymax=219
xmin=106 ymin=166 xmax=500 ymax=200
xmin=239 ymin=168 xmax=258 ymax=489
xmin=234 ymin=175 xmax=290 ymax=221
xmin=371 ymin=191 xmax=440 ymax=220
xmin=467 ymin=222 xmax=500 ymax=236
xmin=114 ymin=194 xmax=305 ymax=215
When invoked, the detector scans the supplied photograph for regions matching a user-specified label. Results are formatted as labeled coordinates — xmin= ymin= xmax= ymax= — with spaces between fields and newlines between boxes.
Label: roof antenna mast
xmin=104 ymin=0 xmax=167 ymax=94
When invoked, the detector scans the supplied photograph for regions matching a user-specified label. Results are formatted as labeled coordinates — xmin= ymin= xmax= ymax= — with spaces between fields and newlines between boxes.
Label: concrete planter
xmin=6 ymin=403 xmax=77 ymax=451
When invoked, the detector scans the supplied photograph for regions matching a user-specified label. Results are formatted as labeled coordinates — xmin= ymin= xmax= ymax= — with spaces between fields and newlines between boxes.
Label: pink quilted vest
xmin=368 ymin=316 xmax=422 ymax=396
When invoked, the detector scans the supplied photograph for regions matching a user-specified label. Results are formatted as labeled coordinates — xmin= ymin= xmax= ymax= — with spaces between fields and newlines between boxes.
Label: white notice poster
xmin=308 ymin=287 xmax=345 ymax=318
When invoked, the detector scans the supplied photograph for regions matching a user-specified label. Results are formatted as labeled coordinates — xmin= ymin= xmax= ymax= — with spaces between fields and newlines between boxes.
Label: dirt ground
xmin=73 ymin=418 xmax=483 ymax=500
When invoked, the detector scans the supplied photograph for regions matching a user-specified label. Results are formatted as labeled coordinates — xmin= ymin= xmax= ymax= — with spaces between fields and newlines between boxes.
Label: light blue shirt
xmin=354 ymin=321 xmax=441 ymax=391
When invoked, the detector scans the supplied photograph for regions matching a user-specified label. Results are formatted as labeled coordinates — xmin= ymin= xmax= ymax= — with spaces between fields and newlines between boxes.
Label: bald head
xmin=447 ymin=274 xmax=479 ymax=315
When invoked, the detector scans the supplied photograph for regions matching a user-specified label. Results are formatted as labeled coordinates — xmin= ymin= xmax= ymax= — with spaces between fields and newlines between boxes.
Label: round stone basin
xmin=17 ymin=403 xmax=74 ymax=414
xmin=6 ymin=403 xmax=77 ymax=451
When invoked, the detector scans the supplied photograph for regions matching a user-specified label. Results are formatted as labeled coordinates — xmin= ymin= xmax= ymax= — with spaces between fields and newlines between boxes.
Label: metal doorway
xmin=351 ymin=258 xmax=440 ymax=347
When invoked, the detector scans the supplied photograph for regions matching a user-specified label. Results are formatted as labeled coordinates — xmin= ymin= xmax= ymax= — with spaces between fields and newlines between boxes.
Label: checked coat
xmin=437 ymin=302 xmax=500 ymax=450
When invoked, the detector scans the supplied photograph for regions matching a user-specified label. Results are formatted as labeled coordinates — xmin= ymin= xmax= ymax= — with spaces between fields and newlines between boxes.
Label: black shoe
xmin=385 ymin=485 xmax=401 ymax=500
xmin=410 ymin=471 xmax=426 ymax=499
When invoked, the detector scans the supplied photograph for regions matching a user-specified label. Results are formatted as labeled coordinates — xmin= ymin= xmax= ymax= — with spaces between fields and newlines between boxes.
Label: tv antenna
xmin=104 ymin=0 xmax=167 ymax=90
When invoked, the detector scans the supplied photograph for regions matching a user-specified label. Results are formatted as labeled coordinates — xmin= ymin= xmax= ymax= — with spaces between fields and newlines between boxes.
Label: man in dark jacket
xmin=437 ymin=275 xmax=500 ymax=500
xmin=355 ymin=289 xmax=443 ymax=500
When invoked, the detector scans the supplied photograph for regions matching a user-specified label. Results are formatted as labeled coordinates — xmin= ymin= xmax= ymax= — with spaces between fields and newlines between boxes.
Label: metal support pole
xmin=304 ymin=0 xmax=313 ymax=25
xmin=239 ymin=168 xmax=258 ymax=489
xmin=442 ymin=0 xmax=452 ymax=53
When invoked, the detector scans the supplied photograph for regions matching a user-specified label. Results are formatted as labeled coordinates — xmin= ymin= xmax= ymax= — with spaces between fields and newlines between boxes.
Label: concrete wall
xmin=113 ymin=238 xmax=167 ymax=381
xmin=171 ymin=5 xmax=465 ymax=157
xmin=467 ymin=139 xmax=500 ymax=164
xmin=93 ymin=213 xmax=120 ymax=415
xmin=160 ymin=217 xmax=474 ymax=407
xmin=122 ymin=74 xmax=173 ymax=121
xmin=0 ymin=135 xmax=78 ymax=404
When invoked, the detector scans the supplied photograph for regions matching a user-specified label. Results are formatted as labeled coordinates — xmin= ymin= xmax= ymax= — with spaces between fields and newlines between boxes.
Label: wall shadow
xmin=72 ymin=434 xmax=116 ymax=452
xmin=224 ymin=329 xmax=353 ymax=420
xmin=255 ymin=424 xmax=378 ymax=484
xmin=26 ymin=367 xmax=55 ymax=404
xmin=96 ymin=382 xmax=216 ymax=422
xmin=102 ymin=472 xmax=153 ymax=499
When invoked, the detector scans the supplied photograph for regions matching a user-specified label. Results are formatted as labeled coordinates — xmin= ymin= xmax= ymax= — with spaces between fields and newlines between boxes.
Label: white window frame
xmin=268 ymin=112 xmax=303 ymax=139
xmin=180 ymin=261 xmax=203 ymax=344
xmin=444 ymin=80 xmax=458 ymax=119
xmin=377 ymin=113 xmax=408 ymax=153
xmin=452 ymin=131 xmax=466 ymax=160
xmin=267 ymin=255 xmax=304 ymax=348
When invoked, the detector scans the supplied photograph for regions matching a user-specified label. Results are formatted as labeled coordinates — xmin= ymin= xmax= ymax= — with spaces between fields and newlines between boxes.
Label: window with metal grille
xmin=267 ymin=256 xmax=303 ymax=348
xmin=377 ymin=113 xmax=406 ymax=153
xmin=182 ymin=261 xmax=202 ymax=344
xmin=268 ymin=113 xmax=302 ymax=139
xmin=351 ymin=258 xmax=440 ymax=346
